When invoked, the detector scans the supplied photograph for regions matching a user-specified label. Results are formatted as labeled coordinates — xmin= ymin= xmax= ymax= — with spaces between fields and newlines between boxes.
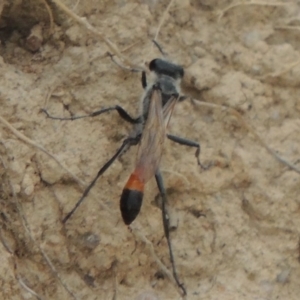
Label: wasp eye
xmin=178 ymin=67 xmax=184 ymax=78
xmin=149 ymin=59 xmax=158 ymax=72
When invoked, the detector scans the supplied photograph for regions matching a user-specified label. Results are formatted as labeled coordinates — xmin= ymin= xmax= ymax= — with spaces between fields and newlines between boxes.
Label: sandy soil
xmin=1 ymin=0 xmax=300 ymax=299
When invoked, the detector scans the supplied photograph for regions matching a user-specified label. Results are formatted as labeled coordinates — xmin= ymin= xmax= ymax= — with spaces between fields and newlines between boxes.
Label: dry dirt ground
xmin=1 ymin=0 xmax=300 ymax=299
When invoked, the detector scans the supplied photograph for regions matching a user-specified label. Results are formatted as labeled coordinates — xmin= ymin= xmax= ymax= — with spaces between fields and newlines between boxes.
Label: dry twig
xmin=0 ymin=148 xmax=75 ymax=299
xmin=191 ymin=99 xmax=300 ymax=175
xmin=217 ymin=1 xmax=291 ymax=22
xmin=51 ymin=0 xmax=142 ymax=70
xmin=154 ymin=0 xmax=175 ymax=42
xmin=39 ymin=0 xmax=54 ymax=34
xmin=0 ymin=115 xmax=112 ymax=213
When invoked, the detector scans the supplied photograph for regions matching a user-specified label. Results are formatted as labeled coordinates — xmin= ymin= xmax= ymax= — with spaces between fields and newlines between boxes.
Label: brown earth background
xmin=1 ymin=0 xmax=300 ymax=299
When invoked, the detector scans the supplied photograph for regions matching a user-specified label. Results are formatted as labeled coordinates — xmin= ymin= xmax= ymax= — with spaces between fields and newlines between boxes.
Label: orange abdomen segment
xmin=120 ymin=172 xmax=145 ymax=225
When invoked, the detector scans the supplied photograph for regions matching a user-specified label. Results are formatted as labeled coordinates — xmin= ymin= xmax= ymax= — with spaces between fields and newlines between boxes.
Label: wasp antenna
xmin=152 ymin=39 xmax=167 ymax=57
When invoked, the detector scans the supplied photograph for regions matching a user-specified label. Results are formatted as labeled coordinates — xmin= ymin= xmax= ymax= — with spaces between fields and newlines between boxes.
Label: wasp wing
xmin=162 ymin=93 xmax=178 ymax=128
xmin=119 ymin=88 xmax=178 ymax=224
xmin=134 ymin=88 xmax=178 ymax=183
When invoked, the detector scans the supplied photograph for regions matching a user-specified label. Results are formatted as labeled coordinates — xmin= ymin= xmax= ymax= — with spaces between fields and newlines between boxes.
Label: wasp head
xmin=149 ymin=59 xmax=184 ymax=80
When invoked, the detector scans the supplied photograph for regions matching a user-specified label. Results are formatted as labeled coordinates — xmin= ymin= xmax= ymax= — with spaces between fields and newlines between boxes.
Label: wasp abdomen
xmin=120 ymin=172 xmax=144 ymax=225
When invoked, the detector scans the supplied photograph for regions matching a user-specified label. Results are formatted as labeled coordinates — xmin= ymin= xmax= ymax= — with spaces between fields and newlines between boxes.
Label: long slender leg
xmin=41 ymin=105 xmax=141 ymax=124
xmin=62 ymin=135 xmax=140 ymax=223
xmin=155 ymin=171 xmax=186 ymax=296
xmin=167 ymin=134 xmax=209 ymax=169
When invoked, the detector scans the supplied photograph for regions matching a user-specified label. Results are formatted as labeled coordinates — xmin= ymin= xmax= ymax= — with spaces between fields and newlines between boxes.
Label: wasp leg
xmin=42 ymin=105 xmax=141 ymax=124
xmin=63 ymin=135 xmax=140 ymax=223
xmin=155 ymin=171 xmax=186 ymax=296
xmin=167 ymin=134 xmax=210 ymax=170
